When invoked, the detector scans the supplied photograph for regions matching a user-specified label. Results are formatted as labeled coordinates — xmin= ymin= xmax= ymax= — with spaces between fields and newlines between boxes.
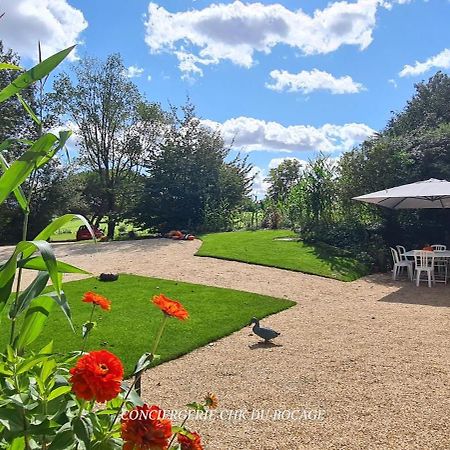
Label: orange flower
xmin=82 ymin=291 xmax=111 ymax=311
xmin=152 ymin=294 xmax=188 ymax=320
xmin=69 ymin=350 xmax=123 ymax=403
xmin=178 ymin=431 xmax=204 ymax=450
xmin=121 ymin=404 xmax=172 ymax=450
xmin=204 ymin=392 xmax=218 ymax=409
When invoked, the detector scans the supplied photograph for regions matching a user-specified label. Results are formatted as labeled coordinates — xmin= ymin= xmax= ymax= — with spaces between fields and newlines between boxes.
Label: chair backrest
xmin=390 ymin=247 xmax=400 ymax=264
xmin=431 ymin=244 xmax=446 ymax=251
xmin=414 ymin=250 xmax=435 ymax=269
xmin=396 ymin=245 xmax=407 ymax=260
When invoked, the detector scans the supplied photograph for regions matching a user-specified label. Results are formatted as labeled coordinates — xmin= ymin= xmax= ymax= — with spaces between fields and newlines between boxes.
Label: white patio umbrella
xmin=353 ymin=178 xmax=450 ymax=209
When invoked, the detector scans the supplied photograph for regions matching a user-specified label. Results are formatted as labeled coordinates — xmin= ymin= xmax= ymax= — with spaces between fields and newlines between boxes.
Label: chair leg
xmin=428 ymin=271 xmax=432 ymax=288
xmin=416 ymin=269 xmax=420 ymax=287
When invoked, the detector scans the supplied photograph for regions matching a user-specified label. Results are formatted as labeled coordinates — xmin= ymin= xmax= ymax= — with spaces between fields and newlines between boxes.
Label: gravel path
xmin=1 ymin=239 xmax=449 ymax=449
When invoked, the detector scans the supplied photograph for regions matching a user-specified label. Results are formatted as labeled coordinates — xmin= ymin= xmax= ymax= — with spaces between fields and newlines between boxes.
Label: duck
xmin=250 ymin=317 xmax=280 ymax=343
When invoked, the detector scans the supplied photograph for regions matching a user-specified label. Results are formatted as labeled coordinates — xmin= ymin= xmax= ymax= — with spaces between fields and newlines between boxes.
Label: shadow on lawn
xmin=307 ymin=242 xmax=368 ymax=280
xmin=365 ymin=273 xmax=450 ymax=307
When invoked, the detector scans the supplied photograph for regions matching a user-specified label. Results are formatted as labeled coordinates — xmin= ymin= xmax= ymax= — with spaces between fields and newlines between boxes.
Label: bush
xmin=302 ymin=222 xmax=388 ymax=272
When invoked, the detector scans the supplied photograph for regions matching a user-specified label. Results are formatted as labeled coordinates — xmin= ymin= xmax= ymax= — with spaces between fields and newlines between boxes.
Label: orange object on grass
xmin=152 ymin=294 xmax=189 ymax=320
xmin=82 ymin=291 xmax=111 ymax=311
xmin=69 ymin=350 xmax=123 ymax=402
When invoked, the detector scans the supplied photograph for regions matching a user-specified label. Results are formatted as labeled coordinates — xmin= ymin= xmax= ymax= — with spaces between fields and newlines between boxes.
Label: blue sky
xmin=2 ymin=0 xmax=450 ymax=195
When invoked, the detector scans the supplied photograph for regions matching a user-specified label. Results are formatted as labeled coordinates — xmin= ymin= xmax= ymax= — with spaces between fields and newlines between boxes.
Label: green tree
xmin=266 ymin=158 xmax=303 ymax=202
xmin=287 ymin=155 xmax=336 ymax=231
xmin=51 ymin=54 xmax=166 ymax=238
xmin=386 ymin=71 xmax=450 ymax=136
xmin=134 ymin=104 xmax=252 ymax=232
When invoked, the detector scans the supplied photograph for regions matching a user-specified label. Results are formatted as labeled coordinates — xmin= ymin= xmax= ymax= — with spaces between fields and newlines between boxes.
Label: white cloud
xmin=144 ymin=0 xmax=380 ymax=76
xmin=249 ymin=166 xmax=270 ymax=197
xmin=202 ymin=117 xmax=375 ymax=153
xmin=266 ymin=69 xmax=365 ymax=94
xmin=388 ymin=78 xmax=398 ymax=88
xmin=268 ymin=157 xmax=308 ymax=170
xmin=399 ymin=48 xmax=450 ymax=77
xmin=147 ymin=75 xmax=152 ymax=82
xmin=0 ymin=0 xmax=87 ymax=61
xmin=125 ymin=65 xmax=145 ymax=78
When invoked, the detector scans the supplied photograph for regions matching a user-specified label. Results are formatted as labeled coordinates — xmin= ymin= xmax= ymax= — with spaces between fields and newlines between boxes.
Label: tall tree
xmin=266 ymin=159 xmax=303 ymax=202
xmin=133 ymin=104 xmax=252 ymax=232
xmin=386 ymin=71 xmax=450 ymax=136
xmin=51 ymin=54 xmax=166 ymax=238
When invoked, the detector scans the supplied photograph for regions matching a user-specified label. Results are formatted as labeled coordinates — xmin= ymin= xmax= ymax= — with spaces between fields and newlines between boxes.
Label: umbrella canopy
xmin=353 ymin=178 xmax=450 ymax=209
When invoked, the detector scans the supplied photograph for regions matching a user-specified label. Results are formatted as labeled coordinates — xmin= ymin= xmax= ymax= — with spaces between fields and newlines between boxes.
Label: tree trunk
xmin=107 ymin=217 xmax=116 ymax=240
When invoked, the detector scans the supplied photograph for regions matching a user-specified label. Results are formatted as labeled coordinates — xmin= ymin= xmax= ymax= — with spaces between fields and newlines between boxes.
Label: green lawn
xmin=196 ymin=230 xmax=368 ymax=282
xmin=49 ymin=218 xmax=149 ymax=242
xmin=1 ymin=274 xmax=294 ymax=375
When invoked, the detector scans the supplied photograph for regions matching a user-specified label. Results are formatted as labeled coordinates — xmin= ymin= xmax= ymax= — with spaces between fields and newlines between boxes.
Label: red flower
xmin=178 ymin=431 xmax=204 ymax=450
xmin=69 ymin=350 xmax=123 ymax=402
xmin=152 ymin=294 xmax=188 ymax=320
xmin=121 ymin=404 xmax=172 ymax=450
xmin=82 ymin=291 xmax=111 ymax=311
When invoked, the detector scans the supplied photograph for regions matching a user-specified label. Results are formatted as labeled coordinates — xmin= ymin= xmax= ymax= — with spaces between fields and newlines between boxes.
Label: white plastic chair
xmin=414 ymin=251 xmax=435 ymax=287
xmin=396 ymin=245 xmax=408 ymax=261
xmin=390 ymin=247 xmax=413 ymax=281
xmin=431 ymin=244 xmax=448 ymax=284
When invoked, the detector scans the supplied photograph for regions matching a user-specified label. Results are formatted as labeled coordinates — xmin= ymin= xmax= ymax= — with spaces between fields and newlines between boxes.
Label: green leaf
xmin=40 ymin=358 xmax=57 ymax=383
xmin=0 ymin=139 xmax=29 ymax=213
xmin=16 ymin=93 xmax=41 ymax=125
xmin=132 ymin=352 xmax=154 ymax=377
xmin=16 ymin=295 xmax=54 ymax=350
xmin=72 ymin=415 xmax=93 ymax=444
xmin=18 ymin=256 xmax=89 ymax=274
xmin=0 ymin=407 xmax=25 ymax=433
xmin=10 ymin=437 xmax=25 ymax=450
xmin=0 ymin=240 xmax=62 ymax=315
xmin=0 ymin=275 xmax=15 ymax=316
xmin=0 ymin=63 xmax=22 ymax=71
xmin=82 ymin=321 xmax=96 ymax=338
xmin=16 ymin=354 xmax=50 ymax=374
xmin=36 ymin=130 xmax=72 ymax=169
xmin=45 ymin=290 xmax=74 ymax=331
xmin=9 ymin=271 xmax=49 ymax=319
xmin=0 ymin=45 xmax=75 ymax=103
xmin=120 ymin=381 xmax=143 ymax=407
xmin=39 ymin=340 xmax=54 ymax=354
xmin=0 ymin=133 xmax=58 ymax=205
xmin=47 ymin=385 xmax=72 ymax=402
xmin=186 ymin=402 xmax=206 ymax=412
xmin=33 ymin=213 xmax=97 ymax=244
xmin=47 ymin=424 xmax=75 ymax=450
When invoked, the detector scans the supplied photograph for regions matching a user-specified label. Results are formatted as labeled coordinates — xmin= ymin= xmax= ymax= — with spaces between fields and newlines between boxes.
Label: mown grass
xmin=196 ymin=230 xmax=368 ymax=282
xmin=49 ymin=218 xmax=149 ymax=242
xmin=1 ymin=274 xmax=294 ymax=375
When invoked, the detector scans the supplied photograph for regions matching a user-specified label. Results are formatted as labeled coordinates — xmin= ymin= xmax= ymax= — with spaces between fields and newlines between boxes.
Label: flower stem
xmin=81 ymin=304 xmax=96 ymax=353
xmin=108 ymin=314 xmax=169 ymax=432
xmin=136 ymin=314 xmax=168 ymax=396
xmin=168 ymin=416 xmax=188 ymax=448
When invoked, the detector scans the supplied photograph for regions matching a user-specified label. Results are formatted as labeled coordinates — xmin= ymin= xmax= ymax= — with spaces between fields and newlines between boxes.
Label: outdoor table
xmin=404 ymin=250 xmax=450 ymax=285
xmin=404 ymin=250 xmax=450 ymax=259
